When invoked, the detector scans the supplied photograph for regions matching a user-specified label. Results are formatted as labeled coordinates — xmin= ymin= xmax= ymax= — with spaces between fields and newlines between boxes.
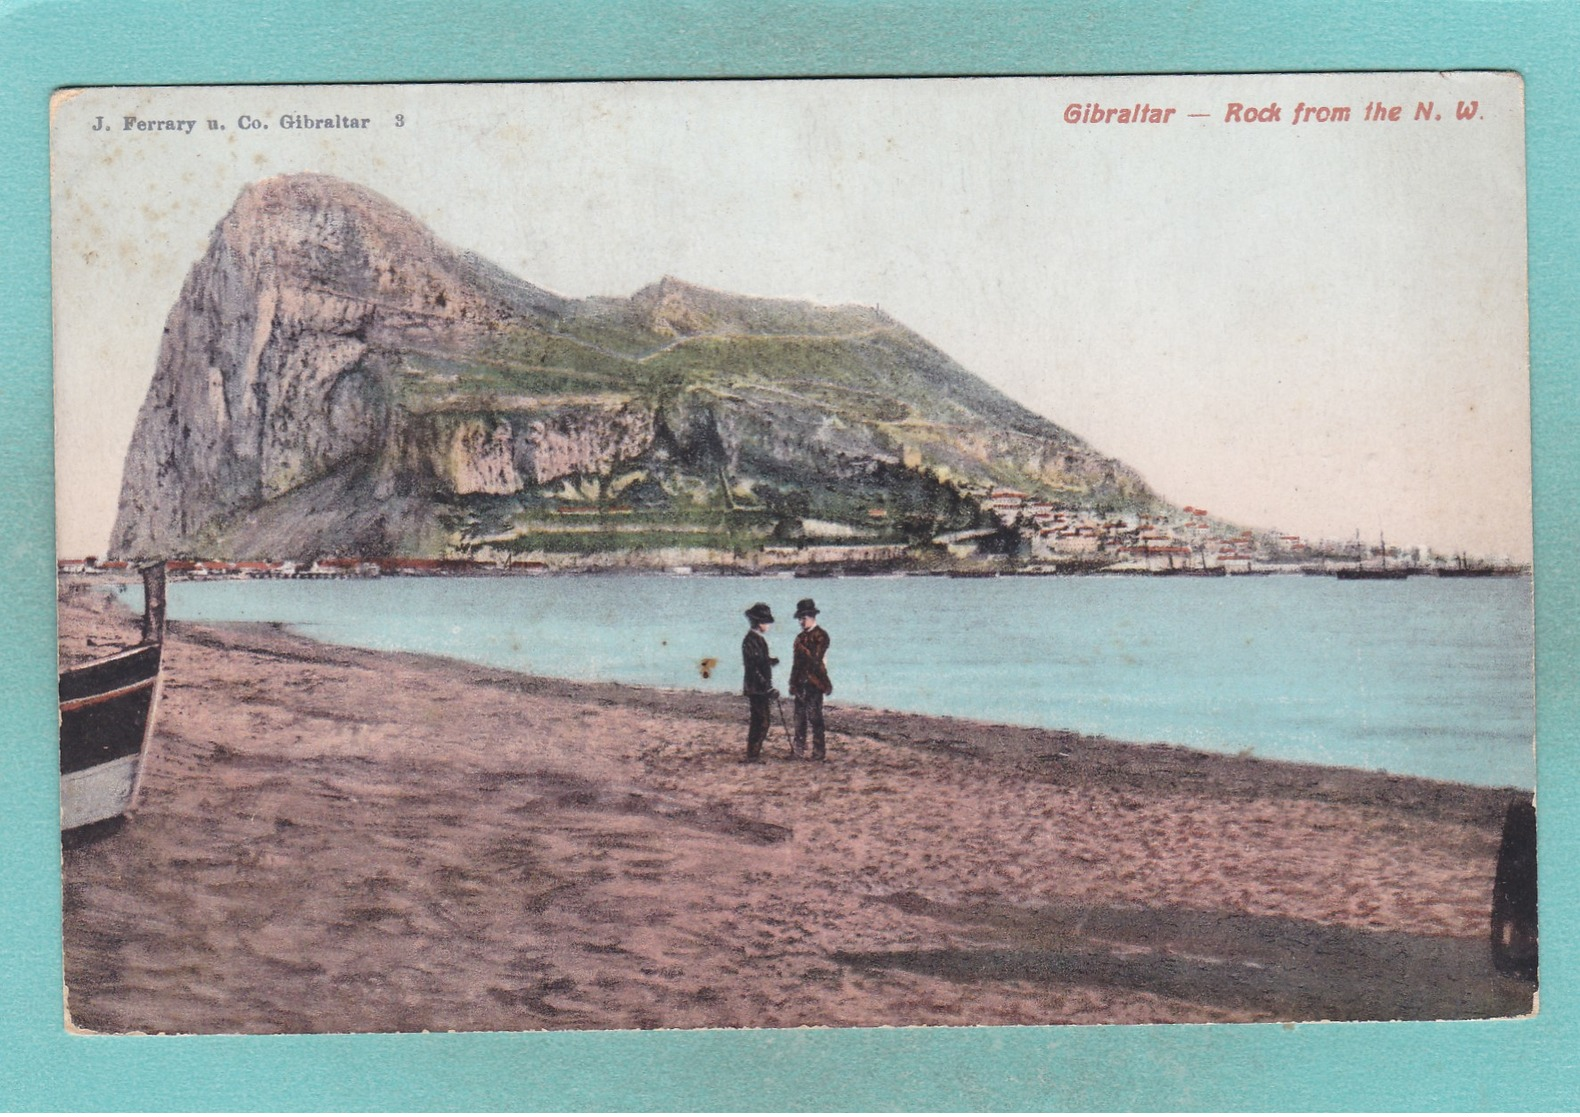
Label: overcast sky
xmin=51 ymin=74 xmax=1530 ymax=559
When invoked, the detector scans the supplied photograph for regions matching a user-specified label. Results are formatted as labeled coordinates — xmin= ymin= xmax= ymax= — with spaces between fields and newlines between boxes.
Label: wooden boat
xmin=59 ymin=562 xmax=166 ymax=840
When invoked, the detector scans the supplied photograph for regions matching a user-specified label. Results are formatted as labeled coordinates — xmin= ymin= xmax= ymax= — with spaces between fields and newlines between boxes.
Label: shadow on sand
xmin=832 ymin=893 xmax=1534 ymax=1021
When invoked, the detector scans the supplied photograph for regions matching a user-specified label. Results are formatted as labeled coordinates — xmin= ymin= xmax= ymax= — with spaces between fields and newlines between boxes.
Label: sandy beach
xmin=59 ymin=582 xmax=1534 ymax=1033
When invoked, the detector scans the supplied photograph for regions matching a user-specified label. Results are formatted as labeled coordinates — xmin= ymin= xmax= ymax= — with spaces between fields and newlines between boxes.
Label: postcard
xmin=50 ymin=73 xmax=1534 ymax=1035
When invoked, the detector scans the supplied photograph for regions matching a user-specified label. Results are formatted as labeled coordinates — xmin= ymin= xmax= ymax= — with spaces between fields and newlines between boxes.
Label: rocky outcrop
xmin=110 ymin=173 xmax=1159 ymax=560
xmin=440 ymin=419 xmax=520 ymax=495
xmin=111 ymin=174 xmax=568 ymax=557
xmin=517 ymin=405 xmax=655 ymax=485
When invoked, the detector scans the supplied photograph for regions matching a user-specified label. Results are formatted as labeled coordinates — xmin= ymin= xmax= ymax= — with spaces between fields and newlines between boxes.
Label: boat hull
xmin=60 ymin=643 xmax=162 ymax=833
xmin=60 ymin=754 xmax=142 ymax=832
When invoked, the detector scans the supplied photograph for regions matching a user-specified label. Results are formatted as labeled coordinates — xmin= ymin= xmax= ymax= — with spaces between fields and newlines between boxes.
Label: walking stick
xmin=775 ymin=691 xmax=796 ymax=754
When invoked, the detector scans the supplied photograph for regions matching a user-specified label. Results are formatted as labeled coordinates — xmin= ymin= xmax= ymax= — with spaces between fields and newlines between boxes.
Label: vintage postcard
xmin=51 ymin=74 xmax=1534 ymax=1034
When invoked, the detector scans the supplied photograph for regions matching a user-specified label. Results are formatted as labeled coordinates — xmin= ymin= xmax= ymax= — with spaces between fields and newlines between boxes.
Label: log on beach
xmin=58 ymin=590 xmax=1535 ymax=1034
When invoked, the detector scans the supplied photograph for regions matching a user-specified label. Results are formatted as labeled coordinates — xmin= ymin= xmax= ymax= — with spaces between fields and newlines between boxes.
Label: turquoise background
xmin=2 ymin=0 xmax=1575 ymax=1108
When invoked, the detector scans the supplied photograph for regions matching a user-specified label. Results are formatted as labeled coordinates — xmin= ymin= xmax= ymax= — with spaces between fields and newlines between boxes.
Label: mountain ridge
xmin=110 ymin=173 xmax=1161 ymax=563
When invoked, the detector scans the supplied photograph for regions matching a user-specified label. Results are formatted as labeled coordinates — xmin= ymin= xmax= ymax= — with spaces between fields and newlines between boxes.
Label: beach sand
xmin=59 ymin=582 xmax=1534 ymax=1033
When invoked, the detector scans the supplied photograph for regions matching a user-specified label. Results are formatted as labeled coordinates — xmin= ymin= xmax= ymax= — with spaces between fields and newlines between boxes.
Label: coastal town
xmin=63 ymin=485 xmax=1524 ymax=581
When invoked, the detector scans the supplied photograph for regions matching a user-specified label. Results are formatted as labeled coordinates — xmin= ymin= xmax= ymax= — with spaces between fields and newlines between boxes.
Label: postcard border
xmin=3 ymin=0 xmax=1577 ymax=1109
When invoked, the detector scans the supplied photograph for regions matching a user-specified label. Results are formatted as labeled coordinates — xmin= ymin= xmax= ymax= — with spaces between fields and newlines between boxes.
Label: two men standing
xmin=740 ymin=597 xmax=833 ymax=762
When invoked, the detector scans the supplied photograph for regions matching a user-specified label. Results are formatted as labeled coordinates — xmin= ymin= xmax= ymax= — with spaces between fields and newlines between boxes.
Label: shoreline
xmin=60 ymin=588 xmax=1534 ymax=1032
xmin=65 ymin=561 xmax=1535 ymax=581
xmin=181 ymin=616 xmax=1524 ymax=823
xmin=71 ymin=572 xmax=1536 ymax=794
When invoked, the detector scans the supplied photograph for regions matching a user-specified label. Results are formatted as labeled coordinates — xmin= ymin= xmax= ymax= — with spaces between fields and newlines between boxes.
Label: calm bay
xmin=126 ymin=573 xmax=1536 ymax=789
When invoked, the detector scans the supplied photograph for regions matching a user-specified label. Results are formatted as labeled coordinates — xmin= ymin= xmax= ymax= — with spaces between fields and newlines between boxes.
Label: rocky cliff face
xmin=112 ymin=174 xmax=566 ymax=557
xmin=111 ymin=173 xmax=1158 ymax=560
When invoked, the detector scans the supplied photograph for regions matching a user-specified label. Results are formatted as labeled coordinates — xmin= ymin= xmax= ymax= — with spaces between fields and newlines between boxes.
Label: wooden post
xmin=139 ymin=561 xmax=167 ymax=645
xmin=1491 ymin=794 xmax=1537 ymax=981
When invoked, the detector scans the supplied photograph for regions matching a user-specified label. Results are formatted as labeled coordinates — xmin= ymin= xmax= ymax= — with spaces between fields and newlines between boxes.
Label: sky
xmin=50 ymin=74 xmax=1531 ymax=559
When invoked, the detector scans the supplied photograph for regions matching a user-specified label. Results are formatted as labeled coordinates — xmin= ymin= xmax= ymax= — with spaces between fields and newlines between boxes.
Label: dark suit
xmin=790 ymin=626 xmax=832 ymax=758
xmin=741 ymin=629 xmax=777 ymax=759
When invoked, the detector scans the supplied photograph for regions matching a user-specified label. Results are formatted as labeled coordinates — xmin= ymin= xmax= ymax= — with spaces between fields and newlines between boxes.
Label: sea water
xmin=130 ymin=573 xmax=1536 ymax=789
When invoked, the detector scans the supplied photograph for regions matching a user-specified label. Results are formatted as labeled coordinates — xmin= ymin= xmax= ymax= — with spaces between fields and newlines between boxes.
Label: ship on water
xmin=1335 ymin=532 xmax=1410 ymax=580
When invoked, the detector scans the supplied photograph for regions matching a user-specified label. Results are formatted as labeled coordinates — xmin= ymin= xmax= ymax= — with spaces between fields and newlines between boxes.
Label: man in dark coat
xmin=789 ymin=597 xmax=833 ymax=760
xmin=741 ymin=602 xmax=778 ymax=762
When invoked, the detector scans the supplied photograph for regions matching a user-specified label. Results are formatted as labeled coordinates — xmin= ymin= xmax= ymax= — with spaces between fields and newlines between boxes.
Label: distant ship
xmin=1335 ymin=533 xmax=1410 ymax=580
xmin=1437 ymin=554 xmax=1522 ymax=578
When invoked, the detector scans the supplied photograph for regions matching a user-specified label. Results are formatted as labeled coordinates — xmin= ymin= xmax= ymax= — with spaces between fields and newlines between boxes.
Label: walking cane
xmin=775 ymin=690 xmax=796 ymax=755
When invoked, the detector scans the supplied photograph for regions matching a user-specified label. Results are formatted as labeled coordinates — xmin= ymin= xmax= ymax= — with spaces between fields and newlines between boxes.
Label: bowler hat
xmin=745 ymin=602 xmax=775 ymax=625
xmin=794 ymin=598 xmax=819 ymax=618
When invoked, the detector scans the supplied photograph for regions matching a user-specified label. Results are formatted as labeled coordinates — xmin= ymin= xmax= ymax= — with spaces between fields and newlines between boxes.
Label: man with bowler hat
xmin=741 ymin=602 xmax=778 ymax=762
xmin=790 ymin=598 xmax=833 ymax=760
